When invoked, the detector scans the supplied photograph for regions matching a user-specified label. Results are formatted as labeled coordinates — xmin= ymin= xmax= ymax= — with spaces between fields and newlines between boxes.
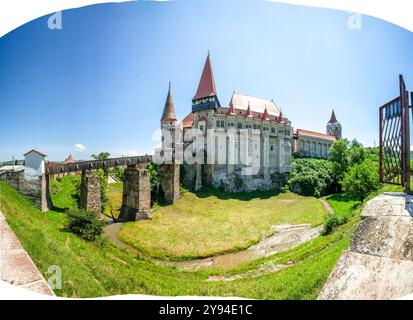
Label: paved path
xmin=0 ymin=211 xmax=54 ymax=296
xmin=318 ymin=193 xmax=413 ymax=300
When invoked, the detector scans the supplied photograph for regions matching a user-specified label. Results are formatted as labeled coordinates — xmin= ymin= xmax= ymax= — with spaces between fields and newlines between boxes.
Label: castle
xmin=158 ymin=54 xmax=341 ymax=192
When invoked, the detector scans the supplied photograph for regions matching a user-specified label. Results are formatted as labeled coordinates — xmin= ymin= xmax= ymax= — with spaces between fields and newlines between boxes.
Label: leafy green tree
xmin=348 ymin=139 xmax=366 ymax=166
xmin=328 ymin=139 xmax=350 ymax=183
xmin=341 ymin=160 xmax=380 ymax=201
xmin=91 ymin=152 xmax=110 ymax=160
xmin=288 ymin=158 xmax=335 ymax=197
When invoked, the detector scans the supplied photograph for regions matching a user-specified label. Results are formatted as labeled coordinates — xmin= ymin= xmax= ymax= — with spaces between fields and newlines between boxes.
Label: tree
xmin=91 ymin=152 xmax=110 ymax=160
xmin=288 ymin=158 xmax=335 ymax=197
xmin=341 ymin=160 xmax=380 ymax=201
xmin=328 ymin=139 xmax=350 ymax=185
xmin=349 ymin=139 xmax=366 ymax=166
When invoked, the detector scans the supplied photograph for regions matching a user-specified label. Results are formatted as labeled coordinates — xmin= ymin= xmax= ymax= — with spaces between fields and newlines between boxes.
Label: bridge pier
xmin=158 ymin=164 xmax=180 ymax=204
xmin=80 ymin=171 xmax=102 ymax=213
xmin=119 ymin=164 xmax=151 ymax=221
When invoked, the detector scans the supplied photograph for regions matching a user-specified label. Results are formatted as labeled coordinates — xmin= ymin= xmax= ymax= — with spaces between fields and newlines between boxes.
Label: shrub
xmin=322 ymin=214 xmax=340 ymax=235
xmin=288 ymin=158 xmax=335 ymax=197
xmin=341 ymin=160 xmax=380 ymax=201
xmin=65 ymin=209 xmax=105 ymax=241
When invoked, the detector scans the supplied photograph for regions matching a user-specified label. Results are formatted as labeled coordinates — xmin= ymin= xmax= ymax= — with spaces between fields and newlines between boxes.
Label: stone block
xmin=318 ymin=251 xmax=413 ymax=300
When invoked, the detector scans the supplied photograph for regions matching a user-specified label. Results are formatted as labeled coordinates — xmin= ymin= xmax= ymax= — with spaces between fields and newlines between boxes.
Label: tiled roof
xmin=328 ymin=110 xmax=338 ymax=123
xmin=181 ymin=112 xmax=194 ymax=128
xmin=229 ymin=93 xmax=280 ymax=117
xmin=161 ymin=82 xmax=177 ymax=123
xmin=23 ymin=149 xmax=47 ymax=158
xmin=193 ymin=54 xmax=217 ymax=101
xmin=296 ymin=129 xmax=336 ymax=141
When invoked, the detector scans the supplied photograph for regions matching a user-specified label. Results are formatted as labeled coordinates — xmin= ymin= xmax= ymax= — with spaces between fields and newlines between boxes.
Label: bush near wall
xmin=288 ymin=158 xmax=335 ymax=197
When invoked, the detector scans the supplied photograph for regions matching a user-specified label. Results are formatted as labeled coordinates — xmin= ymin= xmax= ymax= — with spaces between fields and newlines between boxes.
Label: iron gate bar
xmin=379 ymin=75 xmax=411 ymax=192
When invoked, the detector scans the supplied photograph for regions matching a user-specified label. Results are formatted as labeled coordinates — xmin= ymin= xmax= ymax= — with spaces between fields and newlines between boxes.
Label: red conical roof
xmin=262 ymin=106 xmax=270 ymax=121
xmin=193 ymin=54 xmax=218 ymax=101
xmin=227 ymin=102 xmax=236 ymax=116
xmin=277 ymin=111 xmax=283 ymax=123
xmin=328 ymin=110 xmax=337 ymax=123
xmin=245 ymin=102 xmax=253 ymax=118
xmin=161 ymin=82 xmax=177 ymax=123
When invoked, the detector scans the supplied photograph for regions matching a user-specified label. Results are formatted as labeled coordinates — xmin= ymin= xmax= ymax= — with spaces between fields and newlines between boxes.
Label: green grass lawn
xmin=119 ymin=188 xmax=326 ymax=260
xmin=0 ymin=180 xmax=356 ymax=299
xmin=49 ymin=175 xmax=80 ymax=211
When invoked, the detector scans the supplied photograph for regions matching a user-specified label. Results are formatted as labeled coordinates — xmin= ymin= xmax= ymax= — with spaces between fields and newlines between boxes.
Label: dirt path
xmin=319 ymin=197 xmax=334 ymax=214
xmin=158 ymin=224 xmax=323 ymax=271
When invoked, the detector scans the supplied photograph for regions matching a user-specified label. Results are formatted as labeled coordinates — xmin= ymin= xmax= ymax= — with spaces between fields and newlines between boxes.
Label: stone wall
xmin=318 ymin=193 xmax=413 ymax=300
xmin=183 ymin=163 xmax=288 ymax=193
xmin=0 ymin=170 xmax=48 ymax=210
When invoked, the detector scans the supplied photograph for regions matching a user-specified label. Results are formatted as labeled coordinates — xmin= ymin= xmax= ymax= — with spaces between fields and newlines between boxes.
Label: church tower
xmin=326 ymin=110 xmax=342 ymax=140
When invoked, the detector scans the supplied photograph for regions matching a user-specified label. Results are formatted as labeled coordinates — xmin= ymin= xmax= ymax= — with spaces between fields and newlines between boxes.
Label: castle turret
xmin=161 ymin=82 xmax=177 ymax=149
xmin=326 ymin=109 xmax=342 ymax=140
xmin=192 ymin=53 xmax=221 ymax=112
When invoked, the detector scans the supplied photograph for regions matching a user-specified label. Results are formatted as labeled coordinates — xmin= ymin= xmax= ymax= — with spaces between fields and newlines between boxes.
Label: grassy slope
xmin=0 ymin=180 xmax=356 ymax=299
xmin=119 ymin=188 xmax=326 ymax=260
xmin=49 ymin=175 xmax=80 ymax=211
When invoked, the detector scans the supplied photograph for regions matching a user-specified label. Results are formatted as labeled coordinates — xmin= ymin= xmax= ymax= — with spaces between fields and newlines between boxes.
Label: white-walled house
xmin=23 ymin=149 xmax=47 ymax=174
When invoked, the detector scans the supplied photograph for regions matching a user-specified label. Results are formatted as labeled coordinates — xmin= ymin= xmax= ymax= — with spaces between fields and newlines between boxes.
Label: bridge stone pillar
xmin=119 ymin=165 xmax=151 ymax=221
xmin=159 ymin=163 xmax=180 ymax=204
xmin=41 ymin=174 xmax=52 ymax=212
xmin=80 ymin=171 xmax=102 ymax=213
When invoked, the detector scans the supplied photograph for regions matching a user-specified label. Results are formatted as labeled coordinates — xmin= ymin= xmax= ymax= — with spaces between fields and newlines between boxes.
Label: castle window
xmin=221 ymin=120 xmax=225 ymax=127
xmin=279 ymin=130 xmax=284 ymax=134
xmin=238 ymin=123 xmax=242 ymax=129
xmin=253 ymin=124 xmax=257 ymax=129
xmin=271 ymin=145 xmax=274 ymax=151
xmin=200 ymin=125 xmax=204 ymax=131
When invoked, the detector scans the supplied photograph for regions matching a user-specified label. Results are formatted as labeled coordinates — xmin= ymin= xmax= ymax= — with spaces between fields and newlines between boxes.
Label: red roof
xmin=161 ymin=82 xmax=177 ymax=123
xmin=296 ymin=129 xmax=336 ymax=141
xmin=64 ymin=154 xmax=75 ymax=163
xmin=23 ymin=149 xmax=47 ymax=158
xmin=227 ymin=103 xmax=236 ymax=116
xmin=261 ymin=107 xmax=270 ymax=121
xmin=245 ymin=103 xmax=253 ymax=118
xmin=182 ymin=112 xmax=194 ymax=128
xmin=193 ymin=54 xmax=218 ymax=101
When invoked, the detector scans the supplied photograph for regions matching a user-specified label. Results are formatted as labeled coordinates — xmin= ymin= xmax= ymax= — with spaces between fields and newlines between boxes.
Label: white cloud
xmin=74 ymin=144 xmax=86 ymax=152
xmin=410 ymin=145 xmax=413 ymax=152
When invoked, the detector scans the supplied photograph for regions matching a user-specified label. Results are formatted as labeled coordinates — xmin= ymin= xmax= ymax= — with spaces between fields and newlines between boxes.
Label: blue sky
xmin=0 ymin=0 xmax=412 ymax=161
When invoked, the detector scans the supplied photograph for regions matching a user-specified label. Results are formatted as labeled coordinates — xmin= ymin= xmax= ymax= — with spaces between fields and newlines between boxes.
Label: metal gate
xmin=379 ymin=75 xmax=411 ymax=191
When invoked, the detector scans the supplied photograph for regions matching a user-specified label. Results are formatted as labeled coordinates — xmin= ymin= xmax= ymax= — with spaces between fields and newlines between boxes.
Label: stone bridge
xmin=44 ymin=155 xmax=180 ymax=221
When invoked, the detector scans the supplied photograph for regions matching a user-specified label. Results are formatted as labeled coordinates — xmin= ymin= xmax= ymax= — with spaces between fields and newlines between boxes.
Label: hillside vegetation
xmin=0 ymin=180 xmax=360 ymax=299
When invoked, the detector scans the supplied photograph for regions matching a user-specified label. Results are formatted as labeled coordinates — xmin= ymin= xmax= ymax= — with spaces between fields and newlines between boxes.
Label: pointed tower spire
xmin=193 ymin=53 xmax=218 ymax=101
xmin=262 ymin=106 xmax=270 ymax=121
xmin=277 ymin=110 xmax=283 ymax=123
xmin=161 ymin=82 xmax=177 ymax=124
xmin=245 ymin=102 xmax=253 ymax=118
xmin=328 ymin=110 xmax=337 ymax=123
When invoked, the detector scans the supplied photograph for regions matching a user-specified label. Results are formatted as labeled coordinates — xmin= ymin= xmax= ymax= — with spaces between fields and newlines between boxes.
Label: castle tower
xmin=326 ymin=110 xmax=342 ymax=140
xmin=192 ymin=53 xmax=221 ymax=112
xmin=159 ymin=82 xmax=180 ymax=204
xmin=191 ymin=53 xmax=221 ymax=186
xmin=161 ymin=82 xmax=177 ymax=149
